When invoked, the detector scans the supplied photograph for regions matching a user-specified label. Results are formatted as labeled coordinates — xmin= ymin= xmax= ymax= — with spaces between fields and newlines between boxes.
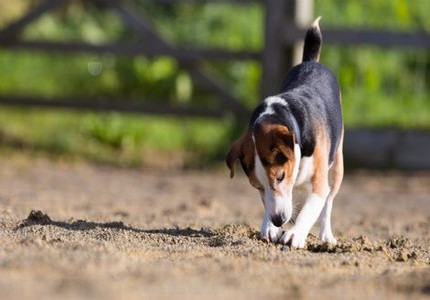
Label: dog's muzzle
xmin=271 ymin=213 xmax=287 ymax=227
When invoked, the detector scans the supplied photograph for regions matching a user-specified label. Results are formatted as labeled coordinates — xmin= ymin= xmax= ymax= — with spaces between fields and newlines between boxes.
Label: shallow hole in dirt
xmin=16 ymin=210 xmax=430 ymax=264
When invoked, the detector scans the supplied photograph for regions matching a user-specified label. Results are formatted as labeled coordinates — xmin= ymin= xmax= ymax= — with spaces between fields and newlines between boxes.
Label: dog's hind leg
xmin=318 ymin=132 xmax=344 ymax=245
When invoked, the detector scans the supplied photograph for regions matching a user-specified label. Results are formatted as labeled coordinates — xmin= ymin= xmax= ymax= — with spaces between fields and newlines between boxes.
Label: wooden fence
xmin=0 ymin=0 xmax=429 ymax=121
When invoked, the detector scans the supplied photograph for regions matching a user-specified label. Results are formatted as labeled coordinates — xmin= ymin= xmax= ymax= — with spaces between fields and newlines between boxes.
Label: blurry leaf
xmin=150 ymin=57 xmax=177 ymax=81
xmin=175 ymin=72 xmax=192 ymax=103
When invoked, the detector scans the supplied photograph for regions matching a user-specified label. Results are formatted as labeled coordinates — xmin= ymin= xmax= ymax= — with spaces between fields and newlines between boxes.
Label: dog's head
xmin=226 ymin=122 xmax=300 ymax=227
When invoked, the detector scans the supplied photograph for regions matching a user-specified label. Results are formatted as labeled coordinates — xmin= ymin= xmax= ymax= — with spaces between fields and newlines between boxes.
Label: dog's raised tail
xmin=302 ymin=16 xmax=322 ymax=62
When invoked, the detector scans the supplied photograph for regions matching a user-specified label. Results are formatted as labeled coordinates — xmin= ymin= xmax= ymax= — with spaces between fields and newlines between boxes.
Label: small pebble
xmin=231 ymin=238 xmax=246 ymax=246
xmin=282 ymin=245 xmax=290 ymax=252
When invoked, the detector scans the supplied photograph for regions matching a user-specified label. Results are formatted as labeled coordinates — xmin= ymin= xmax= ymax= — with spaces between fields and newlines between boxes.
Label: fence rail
xmin=0 ymin=95 xmax=224 ymax=118
xmin=284 ymin=26 xmax=430 ymax=48
xmin=0 ymin=0 xmax=429 ymax=120
xmin=0 ymin=40 xmax=262 ymax=61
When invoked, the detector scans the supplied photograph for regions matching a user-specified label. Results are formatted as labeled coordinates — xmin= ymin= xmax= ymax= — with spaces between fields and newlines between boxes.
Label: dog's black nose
xmin=271 ymin=214 xmax=286 ymax=227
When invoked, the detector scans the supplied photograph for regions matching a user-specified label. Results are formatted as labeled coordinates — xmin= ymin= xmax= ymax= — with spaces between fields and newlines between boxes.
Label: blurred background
xmin=0 ymin=0 xmax=429 ymax=169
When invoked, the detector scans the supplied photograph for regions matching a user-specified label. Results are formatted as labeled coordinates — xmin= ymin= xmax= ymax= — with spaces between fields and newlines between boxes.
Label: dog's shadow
xmin=17 ymin=210 xmax=215 ymax=238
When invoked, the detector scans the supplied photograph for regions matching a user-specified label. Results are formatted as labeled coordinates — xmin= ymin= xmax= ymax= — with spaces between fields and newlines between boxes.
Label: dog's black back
xmin=279 ymin=62 xmax=342 ymax=163
xmin=250 ymin=18 xmax=342 ymax=164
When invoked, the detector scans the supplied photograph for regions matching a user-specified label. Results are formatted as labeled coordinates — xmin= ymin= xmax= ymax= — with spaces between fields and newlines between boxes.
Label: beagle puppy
xmin=226 ymin=17 xmax=343 ymax=248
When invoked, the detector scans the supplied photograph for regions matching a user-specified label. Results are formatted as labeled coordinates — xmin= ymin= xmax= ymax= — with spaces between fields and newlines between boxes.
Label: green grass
xmin=0 ymin=108 xmax=235 ymax=167
xmin=322 ymin=46 xmax=430 ymax=128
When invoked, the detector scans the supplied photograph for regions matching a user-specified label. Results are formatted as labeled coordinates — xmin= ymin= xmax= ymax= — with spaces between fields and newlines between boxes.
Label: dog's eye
xmin=275 ymin=152 xmax=288 ymax=165
xmin=276 ymin=172 xmax=285 ymax=183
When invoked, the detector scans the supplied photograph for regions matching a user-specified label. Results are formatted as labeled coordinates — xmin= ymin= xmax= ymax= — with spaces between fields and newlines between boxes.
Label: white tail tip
xmin=312 ymin=16 xmax=322 ymax=28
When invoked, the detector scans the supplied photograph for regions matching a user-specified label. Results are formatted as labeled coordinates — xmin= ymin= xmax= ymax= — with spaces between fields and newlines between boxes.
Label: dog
xmin=226 ymin=17 xmax=343 ymax=248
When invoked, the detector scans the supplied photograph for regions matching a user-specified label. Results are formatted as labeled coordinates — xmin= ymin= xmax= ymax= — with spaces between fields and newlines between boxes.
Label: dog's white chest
xmin=295 ymin=156 xmax=314 ymax=186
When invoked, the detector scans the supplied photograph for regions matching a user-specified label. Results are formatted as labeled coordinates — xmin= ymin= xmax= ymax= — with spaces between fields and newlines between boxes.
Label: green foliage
xmin=315 ymin=0 xmax=430 ymax=127
xmin=0 ymin=107 xmax=231 ymax=166
xmin=314 ymin=0 xmax=430 ymax=30
xmin=320 ymin=46 xmax=430 ymax=128
xmin=0 ymin=1 xmax=429 ymax=166
xmin=138 ymin=2 xmax=262 ymax=49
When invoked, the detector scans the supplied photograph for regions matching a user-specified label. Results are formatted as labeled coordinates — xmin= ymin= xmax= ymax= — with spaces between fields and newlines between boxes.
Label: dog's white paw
xmin=319 ymin=230 xmax=337 ymax=245
xmin=279 ymin=227 xmax=308 ymax=248
xmin=260 ymin=223 xmax=283 ymax=243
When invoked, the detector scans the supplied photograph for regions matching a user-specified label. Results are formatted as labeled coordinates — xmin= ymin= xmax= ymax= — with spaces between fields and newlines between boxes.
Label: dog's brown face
xmin=226 ymin=123 xmax=299 ymax=227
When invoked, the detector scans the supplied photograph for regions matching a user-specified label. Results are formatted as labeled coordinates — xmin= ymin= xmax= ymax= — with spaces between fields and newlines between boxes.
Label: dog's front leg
xmin=260 ymin=211 xmax=283 ymax=243
xmin=280 ymin=191 xmax=327 ymax=248
xmin=280 ymin=150 xmax=330 ymax=248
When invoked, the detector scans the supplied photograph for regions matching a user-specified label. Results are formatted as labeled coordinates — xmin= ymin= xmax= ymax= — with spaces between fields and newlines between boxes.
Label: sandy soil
xmin=0 ymin=156 xmax=429 ymax=300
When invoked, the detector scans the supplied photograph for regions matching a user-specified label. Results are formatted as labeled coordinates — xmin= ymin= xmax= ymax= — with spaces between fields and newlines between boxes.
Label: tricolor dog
xmin=226 ymin=17 xmax=343 ymax=248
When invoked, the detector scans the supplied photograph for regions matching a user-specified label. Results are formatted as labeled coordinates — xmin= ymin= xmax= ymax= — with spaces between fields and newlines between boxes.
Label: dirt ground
xmin=0 ymin=155 xmax=429 ymax=300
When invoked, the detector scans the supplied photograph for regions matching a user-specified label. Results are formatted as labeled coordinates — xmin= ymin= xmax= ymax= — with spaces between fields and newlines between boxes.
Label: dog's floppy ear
xmin=276 ymin=126 xmax=295 ymax=150
xmin=226 ymin=131 xmax=254 ymax=178
xmin=226 ymin=138 xmax=242 ymax=178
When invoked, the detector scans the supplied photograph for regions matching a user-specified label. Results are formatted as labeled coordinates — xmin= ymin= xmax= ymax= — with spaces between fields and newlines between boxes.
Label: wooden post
xmin=260 ymin=0 xmax=313 ymax=99
xmin=260 ymin=0 xmax=288 ymax=99
xmin=292 ymin=0 xmax=313 ymax=65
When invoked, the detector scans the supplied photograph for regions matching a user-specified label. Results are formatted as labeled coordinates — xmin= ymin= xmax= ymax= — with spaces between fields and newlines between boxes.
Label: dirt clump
xmin=383 ymin=235 xmax=428 ymax=263
xmin=305 ymin=233 xmax=429 ymax=265
xmin=18 ymin=210 xmax=52 ymax=227
xmin=305 ymin=234 xmax=377 ymax=253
